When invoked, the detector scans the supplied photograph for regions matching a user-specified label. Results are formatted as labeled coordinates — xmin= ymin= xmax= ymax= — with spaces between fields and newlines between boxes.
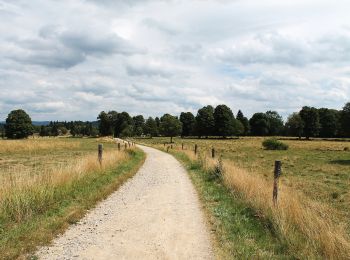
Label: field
xmin=0 ymin=137 xmax=145 ymax=259
xmin=134 ymin=137 xmax=350 ymax=259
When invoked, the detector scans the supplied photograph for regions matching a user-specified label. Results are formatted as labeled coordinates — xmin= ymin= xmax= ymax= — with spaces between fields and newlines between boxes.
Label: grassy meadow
xmin=0 ymin=137 xmax=145 ymax=259
xmin=134 ymin=137 xmax=350 ymax=259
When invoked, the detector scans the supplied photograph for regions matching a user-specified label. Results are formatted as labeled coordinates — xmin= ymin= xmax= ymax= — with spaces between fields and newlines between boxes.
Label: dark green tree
xmin=236 ymin=110 xmax=250 ymax=135
xmin=285 ymin=112 xmax=304 ymax=139
xmin=265 ymin=111 xmax=284 ymax=136
xmin=299 ymin=106 xmax=320 ymax=139
xmin=133 ymin=115 xmax=145 ymax=136
xmin=144 ymin=117 xmax=158 ymax=137
xmin=179 ymin=112 xmax=195 ymax=137
xmin=5 ymin=109 xmax=33 ymax=139
xmin=213 ymin=105 xmax=239 ymax=138
xmin=159 ymin=114 xmax=182 ymax=143
xmin=318 ymin=108 xmax=339 ymax=138
xmin=195 ymin=105 xmax=215 ymax=138
xmin=249 ymin=113 xmax=269 ymax=136
xmin=115 ymin=112 xmax=133 ymax=137
xmin=340 ymin=102 xmax=350 ymax=137
xmin=97 ymin=111 xmax=113 ymax=136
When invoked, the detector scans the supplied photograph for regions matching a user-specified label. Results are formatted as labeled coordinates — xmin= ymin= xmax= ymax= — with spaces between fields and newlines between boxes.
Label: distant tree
xmin=249 ymin=113 xmax=269 ymax=136
xmin=115 ymin=112 xmax=133 ymax=137
xmin=39 ymin=126 xmax=51 ymax=137
xmin=133 ymin=115 xmax=145 ymax=136
xmin=299 ymin=106 xmax=320 ymax=139
xmin=155 ymin=117 xmax=160 ymax=128
xmin=97 ymin=111 xmax=113 ymax=136
xmin=144 ymin=117 xmax=158 ymax=137
xmin=265 ymin=111 xmax=284 ymax=136
xmin=180 ymin=112 xmax=195 ymax=137
xmin=285 ymin=112 xmax=304 ymax=139
xmin=0 ymin=123 xmax=5 ymax=138
xmin=195 ymin=105 xmax=215 ymax=138
xmin=340 ymin=102 xmax=350 ymax=137
xmin=159 ymin=114 xmax=182 ymax=143
xmin=51 ymin=124 xmax=59 ymax=136
xmin=213 ymin=104 xmax=241 ymax=138
xmin=5 ymin=109 xmax=33 ymax=139
xmin=318 ymin=108 xmax=339 ymax=138
xmin=236 ymin=110 xmax=250 ymax=135
xmin=59 ymin=127 xmax=68 ymax=135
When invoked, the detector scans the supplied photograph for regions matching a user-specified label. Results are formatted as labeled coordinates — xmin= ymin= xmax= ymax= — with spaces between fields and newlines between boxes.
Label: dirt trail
xmin=36 ymin=144 xmax=214 ymax=259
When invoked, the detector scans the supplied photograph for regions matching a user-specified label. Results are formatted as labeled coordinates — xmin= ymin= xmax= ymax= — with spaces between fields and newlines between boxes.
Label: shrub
xmin=262 ymin=138 xmax=289 ymax=150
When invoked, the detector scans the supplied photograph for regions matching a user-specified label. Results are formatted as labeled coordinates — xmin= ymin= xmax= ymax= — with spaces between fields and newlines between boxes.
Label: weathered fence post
xmin=125 ymin=143 xmax=127 ymax=150
xmin=211 ymin=148 xmax=215 ymax=158
xmin=118 ymin=143 xmax=121 ymax=151
xmin=194 ymin=144 xmax=198 ymax=155
xmin=171 ymin=144 xmax=173 ymax=149
xmin=128 ymin=142 xmax=131 ymax=148
xmin=98 ymin=144 xmax=103 ymax=165
xmin=273 ymin=160 xmax=282 ymax=206
xmin=167 ymin=146 xmax=170 ymax=152
xmin=164 ymin=143 xmax=166 ymax=147
xmin=182 ymin=143 xmax=184 ymax=150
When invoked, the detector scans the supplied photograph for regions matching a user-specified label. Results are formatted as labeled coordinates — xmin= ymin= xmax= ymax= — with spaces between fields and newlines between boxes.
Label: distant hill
xmin=32 ymin=121 xmax=50 ymax=126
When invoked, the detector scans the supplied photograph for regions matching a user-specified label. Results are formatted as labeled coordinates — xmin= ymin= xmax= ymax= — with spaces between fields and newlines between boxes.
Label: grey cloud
xmin=126 ymin=63 xmax=173 ymax=78
xmin=216 ymin=32 xmax=350 ymax=66
xmin=8 ymin=28 xmax=139 ymax=69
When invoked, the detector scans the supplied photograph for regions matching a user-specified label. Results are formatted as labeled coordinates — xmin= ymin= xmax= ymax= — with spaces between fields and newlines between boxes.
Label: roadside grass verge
xmin=159 ymin=145 xmax=350 ymax=259
xmin=169 ymin=150 xmax=291 ymax=259
xmin=0 ymin=148 xmax=145 ymax=259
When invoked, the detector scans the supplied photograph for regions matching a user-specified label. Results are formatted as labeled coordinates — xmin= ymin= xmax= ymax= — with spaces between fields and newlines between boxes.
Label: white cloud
xmin=0 ymin=0 xmax=349 ymax=121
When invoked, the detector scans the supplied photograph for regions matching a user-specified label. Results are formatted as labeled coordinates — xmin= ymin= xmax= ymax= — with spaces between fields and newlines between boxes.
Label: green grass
xmin=0 ymin=139 xmax=145 ymax=259
xmin=172 ymin=151 xmax=293 ymax=259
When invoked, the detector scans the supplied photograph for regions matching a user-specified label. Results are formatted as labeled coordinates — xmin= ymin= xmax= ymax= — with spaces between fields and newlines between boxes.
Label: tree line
xmin=96 ymin=102 xmax=350 ymax=140
xmin=1 ymin=102 xmax=350 ymax=139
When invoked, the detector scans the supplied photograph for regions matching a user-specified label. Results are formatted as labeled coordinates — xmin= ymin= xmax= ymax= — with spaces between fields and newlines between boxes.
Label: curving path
xmin=36 ymin=145 xmax=214 ymax=259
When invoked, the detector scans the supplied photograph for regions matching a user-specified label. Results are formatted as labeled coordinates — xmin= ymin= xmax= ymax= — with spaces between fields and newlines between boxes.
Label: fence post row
xmin=98 ymin=144 xmax=103 ymax=165
xmin=273 ymin=160 xmax=282 ymax=206
xmin=194 ymin=144 xmax=198 ymax=155
xmin=211 ymin=148 xmax=215 ymax=158
xmin=118 ymin=143 xmax=121 ymax=151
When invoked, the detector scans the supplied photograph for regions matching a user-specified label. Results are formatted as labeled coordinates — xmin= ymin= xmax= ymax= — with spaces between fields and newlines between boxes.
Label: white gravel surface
xmin=36 ymin=144 xmax=214 ymax=260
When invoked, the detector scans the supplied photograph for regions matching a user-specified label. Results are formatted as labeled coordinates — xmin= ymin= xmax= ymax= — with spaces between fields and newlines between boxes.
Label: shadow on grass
xmin=329 ymin=160 xmax=350 ymax=165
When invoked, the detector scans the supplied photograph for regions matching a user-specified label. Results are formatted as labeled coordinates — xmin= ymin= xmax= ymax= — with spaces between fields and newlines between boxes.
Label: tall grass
xmin=0 ymin=150 xmax=127 ymax=223
xmin=0 ymin=138 xmax=80 ymax=153
xmin=174 ymin=147 xmax=350 ymax=259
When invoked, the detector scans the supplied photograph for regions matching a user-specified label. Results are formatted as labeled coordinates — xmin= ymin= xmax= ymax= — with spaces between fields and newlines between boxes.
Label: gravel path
xmin=36 ymin=144 xmax=214 ymax=260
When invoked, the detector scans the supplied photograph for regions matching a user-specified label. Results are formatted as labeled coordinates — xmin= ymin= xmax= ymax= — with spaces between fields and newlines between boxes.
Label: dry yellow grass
xmin=0 ymin=149 xmax=128 ymax=222
xmin=0 ymin=138 xmax=80 ymax=153
xmin=172 ymin=146 xmax=350 ymax=259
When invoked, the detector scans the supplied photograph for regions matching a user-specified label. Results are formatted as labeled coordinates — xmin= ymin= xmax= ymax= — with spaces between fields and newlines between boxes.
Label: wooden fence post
xmin=125 ymin=143 xmax=127 ymax=150
xmin=118 ymin=143 xmax=121 ymax=151
xmin=182 ymin=143 xmax=184 ymax=150
xmin=273 ymin=161 xmax=282 ymax=206
xmin=211 ymin=148 xmax=215 ymax=158
xmin=167 ymin=146 xmax=170 ymax=152
xmin=98 ymin=144 xmax=103 ymax=165
xmin=194 ymin=144 xmax=197 ymax=155
xmin=171 ymin=144 xmax=173 ymax=149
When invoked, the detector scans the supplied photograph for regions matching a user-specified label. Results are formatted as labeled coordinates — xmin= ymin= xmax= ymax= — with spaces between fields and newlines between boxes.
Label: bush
xmin=262 ymin=138 xmax=289 ymax=150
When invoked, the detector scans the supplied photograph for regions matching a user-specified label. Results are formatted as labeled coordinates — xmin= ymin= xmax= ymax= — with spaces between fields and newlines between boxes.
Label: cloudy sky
xmin=0 ymin=0 xmax=349 ymax=121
